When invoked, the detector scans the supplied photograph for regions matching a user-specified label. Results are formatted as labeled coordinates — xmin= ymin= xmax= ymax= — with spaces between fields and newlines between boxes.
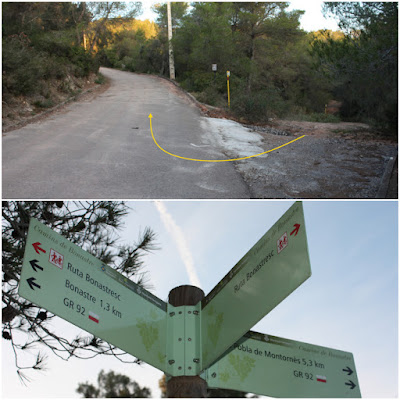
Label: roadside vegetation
xmin=2 ymin=2 xmax=397 ymax=136
xmin=100 ymin=2 xmax=397 ymax=135
xmin=2 ymin=2 xmax=142 ymax=126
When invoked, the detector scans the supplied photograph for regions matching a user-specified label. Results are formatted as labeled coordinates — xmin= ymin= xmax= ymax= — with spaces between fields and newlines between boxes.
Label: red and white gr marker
xmin=88 ymin=311 xmax=100 ymax=324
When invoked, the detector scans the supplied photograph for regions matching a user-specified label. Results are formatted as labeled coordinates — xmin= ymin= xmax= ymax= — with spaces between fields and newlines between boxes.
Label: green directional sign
xmin=18 ymin=218 xmax=167 ymax=372
xmin=17 ymin=209 xmax=360 ymax=399
xmin=201 ymin=201 xmax=311 ymax=370
xmin=205 ymin=331 xmax=361 ymax=398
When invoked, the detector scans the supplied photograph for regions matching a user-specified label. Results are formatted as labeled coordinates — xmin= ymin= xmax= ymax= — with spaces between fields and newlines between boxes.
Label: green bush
xmin=32 ymin=31 xmax=72 ymax=58
xmin=33 ymin=98 xmax=54 ymax=108
xmin=32 ymin=30 xmax=97 ymax=77
xmin=70 ymin=47 xmax=98 ymax=77
xmin=191 ymin=72 xmax=213 ymax=92
xmin=2 ymin=37 xmax=46 ymax=95
xmin=102 ymin=48 xmax=119 ymax=68
xmin=121 ymin=56 xmax=135 ymax=71
xmin=43 ymin=55 xmax=67 ymax=79
xmin=287 ymin=112 xmax=341 ymax=123
xmin=3 ymin=28 xmax=98 ymax=97
xmin=95 ymin=73 xmax=106 ymax=85
xmin=231 ymin=91 xmax=270 ymax=123
xmin=195 ymin=86 xmax=225 ymax=107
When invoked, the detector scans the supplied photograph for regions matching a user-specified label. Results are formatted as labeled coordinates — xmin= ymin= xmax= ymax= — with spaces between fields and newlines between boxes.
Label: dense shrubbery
xmin=3 ymin=2 xmax=396 ymax=133
xmin=2 ymin=3 xmax=100 ymax=99
xmin=98 ymin=26 xmax=165 ymax=75
xmin=2 ymin=35 xmax=45 ymax=95
xmin=231 ymin=92 xmax=270 ymax=123
xmin=2 ymin=32 xmax=97 ymax=97
xmin=100 ymin=2 xmax=397 ymax=133
xmin=312 ymin=3 xmax=398 ymax=132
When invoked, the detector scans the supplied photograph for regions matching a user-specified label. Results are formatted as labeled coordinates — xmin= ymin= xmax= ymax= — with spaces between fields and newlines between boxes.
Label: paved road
xmin=3 ymin=68 xmax=250 ymax=199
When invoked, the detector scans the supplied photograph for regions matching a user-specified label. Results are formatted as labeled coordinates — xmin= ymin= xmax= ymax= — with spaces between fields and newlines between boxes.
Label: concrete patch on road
xmin=149 ymin=114 xmax=301 ymax=162
xmin=200 ymin=117 xmax=265 ymax=159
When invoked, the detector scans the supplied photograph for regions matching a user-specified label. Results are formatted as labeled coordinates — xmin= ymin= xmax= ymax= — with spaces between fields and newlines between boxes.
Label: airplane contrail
xmin=154 ymin=201 xmax=202 ymax=288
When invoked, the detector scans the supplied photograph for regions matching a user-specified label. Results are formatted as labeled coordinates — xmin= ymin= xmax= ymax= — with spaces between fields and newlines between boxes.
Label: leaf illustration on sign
xmin=137 ymin=318 xmax=159 ymax=352
xmin=206 ymin=306 xmax=224 ymax=346
xmin=219 ymin=371 xmax=230 ymax=383
xmin=228 ymin=353 xmax=256 ymax=382
xmin=157 ymin=351 xmax=165 ymax=365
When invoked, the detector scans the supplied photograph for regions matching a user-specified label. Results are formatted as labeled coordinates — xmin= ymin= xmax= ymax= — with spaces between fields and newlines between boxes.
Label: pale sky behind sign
xmin=2 ymin=200 xmax=398 ymax=398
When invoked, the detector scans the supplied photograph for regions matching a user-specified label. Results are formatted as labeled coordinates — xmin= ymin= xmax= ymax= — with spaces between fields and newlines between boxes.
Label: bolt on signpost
xmin=226 ymin=70 xmax=231 ymax=108
xmin=18 ymin=202 xmax=361 ymax=398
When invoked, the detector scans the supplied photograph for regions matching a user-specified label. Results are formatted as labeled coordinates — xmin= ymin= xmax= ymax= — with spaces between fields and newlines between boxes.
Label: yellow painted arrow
xmin=148 ymin=114 xmax=305 ymax=163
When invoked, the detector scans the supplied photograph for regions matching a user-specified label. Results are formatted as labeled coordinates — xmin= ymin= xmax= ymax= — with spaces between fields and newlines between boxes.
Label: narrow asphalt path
xmin=3 ymin=68 xmax=250 ymax=199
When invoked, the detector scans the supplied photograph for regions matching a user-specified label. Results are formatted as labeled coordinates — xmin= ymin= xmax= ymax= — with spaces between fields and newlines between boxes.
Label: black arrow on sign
xmin=345 ymin=380 xmax=356 ymax=390
xmin=27 ymin=277 xmax=41 ymax=291
xmin=342 ymin=366 xmax=353 ymax=375
xmin=29 ymin=259 xmax=43 ymax=273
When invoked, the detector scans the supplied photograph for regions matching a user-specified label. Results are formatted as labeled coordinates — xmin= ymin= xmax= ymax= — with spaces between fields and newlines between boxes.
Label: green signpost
xmin=201 ymin=201 xmax=311 ymax=370
xmin=204 ymin=331 xmax=361 ymax=398
xmin=17 ymin=204 xmax=361 ymax=398
xmin=18 ymin=218 xmax=167 ymax=372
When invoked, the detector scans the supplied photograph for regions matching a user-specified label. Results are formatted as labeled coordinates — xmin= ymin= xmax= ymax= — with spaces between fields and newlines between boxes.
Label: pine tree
xmin=314 ymin=2 xmax=398 ymax=131
xmin=77 ymin=369 xmax=151 ymax=398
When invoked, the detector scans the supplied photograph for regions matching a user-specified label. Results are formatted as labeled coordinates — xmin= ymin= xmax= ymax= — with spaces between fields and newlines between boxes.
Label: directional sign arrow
xmin=345 ymin=380 xmax=356 ymax=390
xmin=26 ymin=277 xmax=41 ymax=291
xmin=32 ymin=242 xmax=46 ymax=255
xmin=343 ymin=366 xmax=354 ymax=375
xmin=29 ymin=259 xmax=43 ymax=273
xmin=290 ymin=223 xmax=301 ymax=236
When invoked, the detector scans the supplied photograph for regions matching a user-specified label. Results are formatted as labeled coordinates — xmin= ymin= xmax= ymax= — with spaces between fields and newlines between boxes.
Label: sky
xmin=138 ymin=0 xmax=340 ymax=32
xmin=2 ymin=200 xmax=398 ymax=398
